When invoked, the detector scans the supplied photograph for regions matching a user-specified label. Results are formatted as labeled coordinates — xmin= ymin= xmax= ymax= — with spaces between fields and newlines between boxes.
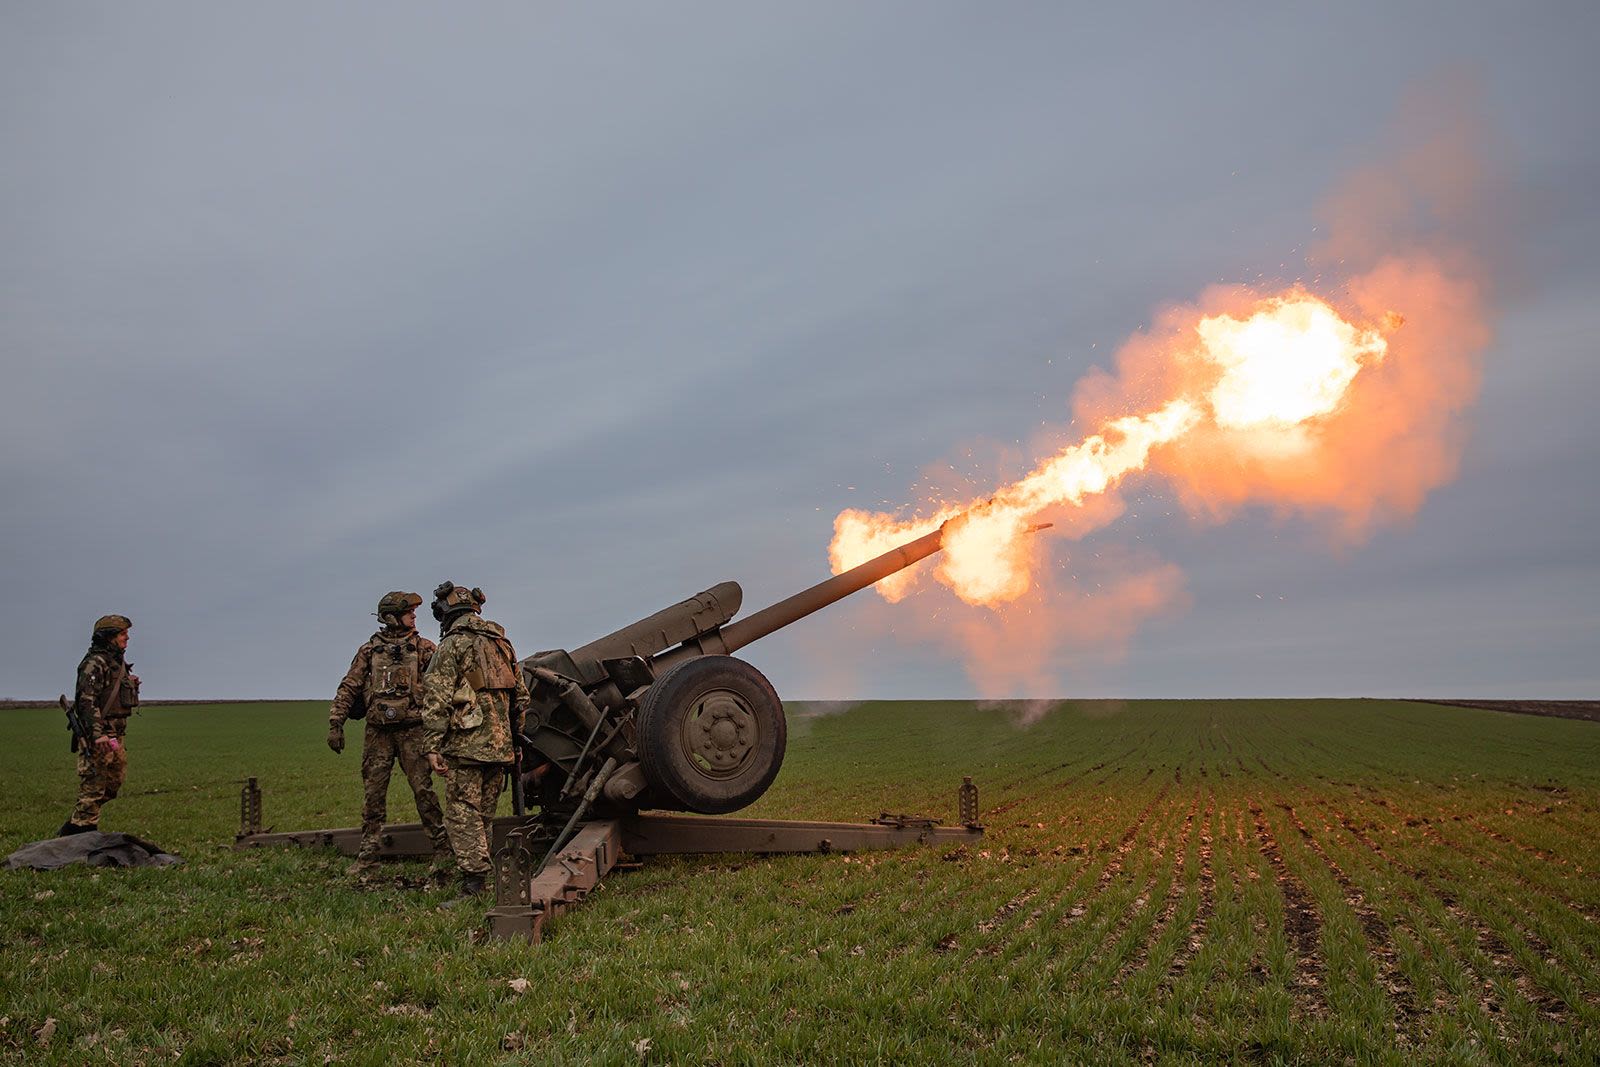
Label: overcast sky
xmin=3 ymin=4 xmax=1596 ymax=702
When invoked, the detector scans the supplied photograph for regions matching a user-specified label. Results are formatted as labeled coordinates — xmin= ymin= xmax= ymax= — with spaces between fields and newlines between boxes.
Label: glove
xmin=327 ymin=723 xmax=345 ymax=753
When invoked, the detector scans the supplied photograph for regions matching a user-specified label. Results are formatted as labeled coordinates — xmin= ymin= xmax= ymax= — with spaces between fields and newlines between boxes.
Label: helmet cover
xmin=430 ymin=582 xmax=485 ymax=621
xmin=377 ymin=591 xmax=423 ymax=617
xmin=92 ymin=614 xmax=132 ymax=637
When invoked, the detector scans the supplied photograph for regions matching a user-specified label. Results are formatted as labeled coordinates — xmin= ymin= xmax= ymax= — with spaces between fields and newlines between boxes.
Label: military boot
xmin=58 ymin=820 xmax=96 ymax=837
xmin=440 ymin=871 xmax=486 ymax=907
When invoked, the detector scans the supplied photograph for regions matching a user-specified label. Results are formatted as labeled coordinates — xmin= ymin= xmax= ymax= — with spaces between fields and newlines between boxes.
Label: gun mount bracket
xmin=238 ymin=777 xmax=264 ymax=839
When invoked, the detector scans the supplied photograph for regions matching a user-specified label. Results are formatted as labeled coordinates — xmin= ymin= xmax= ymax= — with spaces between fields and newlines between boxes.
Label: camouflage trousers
xmin=442 ymin=760 xmax=506 ymax=876
xmin=72 ymin=739 xmax=128 ymax=827
xmin=359 ymin=723 xmax=450 ymax=862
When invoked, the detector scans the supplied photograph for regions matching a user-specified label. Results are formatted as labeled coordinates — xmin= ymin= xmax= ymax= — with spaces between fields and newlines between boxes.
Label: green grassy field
xmin=2 ymin=699 xmax=1597 ymax=1065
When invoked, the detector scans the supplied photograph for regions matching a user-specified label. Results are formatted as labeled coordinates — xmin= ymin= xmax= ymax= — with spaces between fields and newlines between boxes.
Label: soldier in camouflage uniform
xmin=60 ymin=615 xmax=141 ymax=836
xmin=421 ymin=582 xmax=531 ymax=898
xmin=328 ymin=591 xmax=452 ymax=879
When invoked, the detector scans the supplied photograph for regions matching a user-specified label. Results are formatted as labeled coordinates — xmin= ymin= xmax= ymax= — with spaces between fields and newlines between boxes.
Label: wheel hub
xmin=683 ymin=689 xmax=757 ymax=778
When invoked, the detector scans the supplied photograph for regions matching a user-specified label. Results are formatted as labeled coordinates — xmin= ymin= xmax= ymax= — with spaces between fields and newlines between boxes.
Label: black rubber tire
xmin=636 ymin=655 xmax=786 ymax=814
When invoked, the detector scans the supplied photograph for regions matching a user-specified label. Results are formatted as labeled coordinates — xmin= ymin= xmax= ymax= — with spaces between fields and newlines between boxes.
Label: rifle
xmin=511 ymin=743 xmax=526 ymax=816
xmin=60 ymin=694 xmax=89 ymax=753
xmin=510 ymin=701 xmax=527 ymax=816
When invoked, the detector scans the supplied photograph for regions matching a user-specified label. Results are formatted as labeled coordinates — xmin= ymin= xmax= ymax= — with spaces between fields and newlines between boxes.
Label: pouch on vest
xmin=450 ymin=677 xmax=483 ymax=730
xmin=475 ymin=633 xmax=520 ymax=690
xmin=365 ymin=639 xmax=422 ymax=727
xmin=106 ymin=671 xmax=139 ymax=720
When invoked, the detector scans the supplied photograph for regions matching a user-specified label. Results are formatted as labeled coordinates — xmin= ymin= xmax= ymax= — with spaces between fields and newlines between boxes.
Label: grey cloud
xmin=3 ymin=4 xmax=1598 ymax=701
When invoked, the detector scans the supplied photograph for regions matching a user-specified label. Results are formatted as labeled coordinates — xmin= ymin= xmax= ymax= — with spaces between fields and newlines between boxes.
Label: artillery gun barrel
xmin=653 ymin=524 xmax=945 ymax=673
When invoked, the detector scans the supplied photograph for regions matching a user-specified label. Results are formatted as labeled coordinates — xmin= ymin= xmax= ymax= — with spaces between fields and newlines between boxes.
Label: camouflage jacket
xmin=75 ymin=645 xmax=138 ymax=740
xmin=420 ymin=615 xmax=531 ymax=765
xmin=329 ymin=628 xmax=437 ymax=727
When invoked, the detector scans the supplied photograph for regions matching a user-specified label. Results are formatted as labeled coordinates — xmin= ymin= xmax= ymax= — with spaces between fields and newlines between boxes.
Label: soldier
xmin=60 ymin=615 xmax=140 ymax=836
xmin=420 ymin=582 xmax=531 ymax=898
xmin=328 ymin=591 xmax=452 ymax=880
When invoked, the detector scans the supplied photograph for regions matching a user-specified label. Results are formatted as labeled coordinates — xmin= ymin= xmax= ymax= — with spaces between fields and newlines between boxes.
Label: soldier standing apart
xmin=328 ymin=592 xmax=452 ymax=881
xmin=60 ymin=615 xmax=140 ymax=836
xmin=421 ymin=582 xmax=531 ymax=898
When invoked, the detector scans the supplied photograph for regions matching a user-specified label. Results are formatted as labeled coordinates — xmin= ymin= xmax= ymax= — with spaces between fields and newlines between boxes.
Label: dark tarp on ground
xmin=4 ymin=832 xmax=183 ymax=870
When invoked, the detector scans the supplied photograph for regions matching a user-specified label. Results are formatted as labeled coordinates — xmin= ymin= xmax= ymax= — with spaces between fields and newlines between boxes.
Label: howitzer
xmin=236 ymin=520 xmax=993 ymax=943
xmin=517 ymin=524 xmax=948 ymax=817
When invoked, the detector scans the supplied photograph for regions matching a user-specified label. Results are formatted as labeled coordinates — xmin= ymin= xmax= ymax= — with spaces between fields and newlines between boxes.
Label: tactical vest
xmin=84 ymin=652 xmax=139 ymax=719
xmin=448 ymin=625 xmax=519 ymax=730
xmin=364 ymin=636 xmax=423 ymax=727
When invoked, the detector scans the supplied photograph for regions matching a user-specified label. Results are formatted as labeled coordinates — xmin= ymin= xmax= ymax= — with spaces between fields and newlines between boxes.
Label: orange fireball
xmin=831 ymin=289 xmax=1403 ymax=606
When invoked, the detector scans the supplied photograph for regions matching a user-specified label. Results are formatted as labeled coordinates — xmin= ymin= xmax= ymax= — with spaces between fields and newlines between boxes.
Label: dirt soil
xmin=1412 ymin=699 xmax=1600 ymax=723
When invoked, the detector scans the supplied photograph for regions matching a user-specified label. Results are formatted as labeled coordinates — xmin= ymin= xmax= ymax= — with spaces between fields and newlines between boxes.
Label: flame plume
xmin=830 ymin=291 xmax=1401 ymax=606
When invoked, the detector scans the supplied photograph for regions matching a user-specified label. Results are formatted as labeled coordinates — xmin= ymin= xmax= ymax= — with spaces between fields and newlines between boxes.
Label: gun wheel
xmin=637 ymin=655 xmax=786 ymax=814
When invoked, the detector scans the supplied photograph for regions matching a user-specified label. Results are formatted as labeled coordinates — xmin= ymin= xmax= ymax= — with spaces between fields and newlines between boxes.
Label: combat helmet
xmin=430 ymin=582 xmax=485 ymax=622
xmin=376 ymin=591 xmax=423 ymax=622
xmin=92 ymin=614 xmax=132 ymax=638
